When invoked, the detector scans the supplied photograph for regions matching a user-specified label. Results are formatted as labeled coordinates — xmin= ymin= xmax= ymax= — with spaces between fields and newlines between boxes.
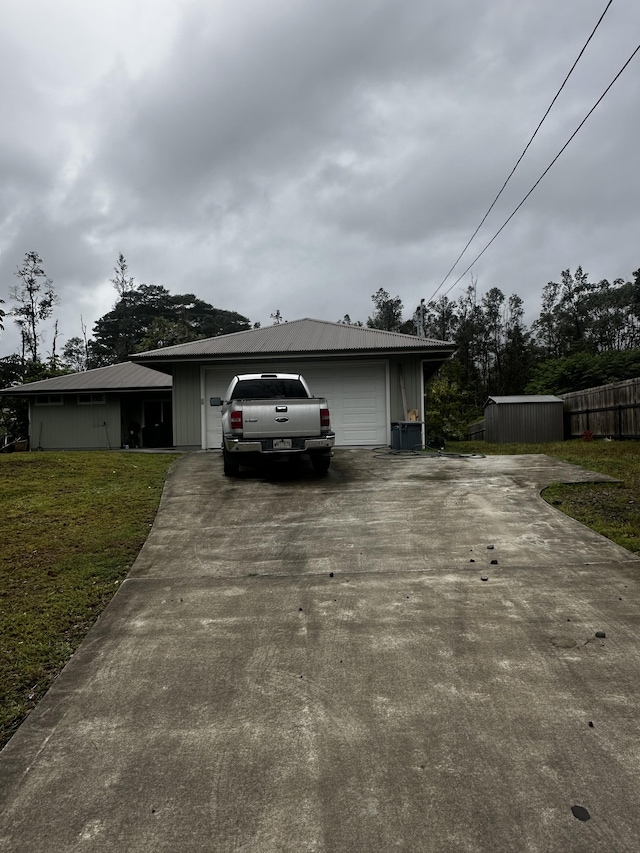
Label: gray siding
xmin=30 ymin=396 xmax=120 ymax=450
xmin=172 ymin=363 xmax=202 ymax=449
xmin=388 ymin=356 xmax=424 ymax=421
xmin=485 ymin=401 xmax=564 ymax=443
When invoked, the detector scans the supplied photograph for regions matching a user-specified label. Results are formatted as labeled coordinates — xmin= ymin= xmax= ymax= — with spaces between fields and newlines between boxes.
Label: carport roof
xmin=133 ymin=318 xmax=456 ymax=364
xmin=0 ymin=362 xmax=172 ymax=396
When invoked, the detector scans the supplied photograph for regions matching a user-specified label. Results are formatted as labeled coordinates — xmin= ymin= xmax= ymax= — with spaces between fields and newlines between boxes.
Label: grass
xmin=0 ymin=451 xmax=179 ymax=749
xmin=448 ymin=439 xmax=640 ymax=555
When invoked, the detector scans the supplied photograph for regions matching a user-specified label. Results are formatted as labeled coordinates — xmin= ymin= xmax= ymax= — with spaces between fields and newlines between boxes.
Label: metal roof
xmin=485 ymin=395 xmax=563 ymax=405
xmin=134 ymin=318 xmax=456 ymax=362
xmin=0 ymin=362 xmax=172 ymax=395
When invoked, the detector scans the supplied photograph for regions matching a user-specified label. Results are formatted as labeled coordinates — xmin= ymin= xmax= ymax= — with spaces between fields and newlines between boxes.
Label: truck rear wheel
xmin=310 ymin=453 xmax=331 ymax=475
xmin=223 ymin=448 xmax=240 ymax=477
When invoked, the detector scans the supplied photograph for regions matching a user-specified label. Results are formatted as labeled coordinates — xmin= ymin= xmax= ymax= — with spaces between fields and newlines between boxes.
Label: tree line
xmin=363 ymin=268 xmax=640 ymax=437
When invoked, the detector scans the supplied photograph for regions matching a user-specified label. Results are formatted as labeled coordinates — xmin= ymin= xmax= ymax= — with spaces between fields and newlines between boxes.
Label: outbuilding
xmin=0 ymin=362 xmax=173 ymax=450
xmin=483 ymin=395 xmax=564 ymax=444
xmin=134 ymin=318 xmax=456 ymax=450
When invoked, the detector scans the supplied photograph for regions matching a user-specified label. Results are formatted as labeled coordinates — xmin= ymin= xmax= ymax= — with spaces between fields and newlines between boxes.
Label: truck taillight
xmin=320 ymin=407 xmax=330 ymax=430
xmin=230 ymin=410 xmax=243 ymax=430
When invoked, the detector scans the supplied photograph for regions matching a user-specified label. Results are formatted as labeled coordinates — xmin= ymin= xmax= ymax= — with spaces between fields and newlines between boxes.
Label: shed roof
xmin=485 ymin=395 xmax=563 ymax=405
xmin=133 ymin=318 xmax=456 ymax=364
xmin=0 ymin=362 xmax=172 ymax=396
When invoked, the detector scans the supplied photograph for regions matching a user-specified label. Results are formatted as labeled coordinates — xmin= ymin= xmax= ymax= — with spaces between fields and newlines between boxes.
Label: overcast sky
xmin=1 ymin=0 xmax=638 ymax=356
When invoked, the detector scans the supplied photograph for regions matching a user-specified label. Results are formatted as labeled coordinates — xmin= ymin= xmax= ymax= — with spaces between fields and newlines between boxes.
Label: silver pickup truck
xmin=210 ymin=373 xmax=335 ymax=476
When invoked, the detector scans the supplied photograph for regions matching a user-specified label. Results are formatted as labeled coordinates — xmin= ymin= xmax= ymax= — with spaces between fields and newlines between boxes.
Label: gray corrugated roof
xmin=0 ymin=362 xmax=172 ymax=395
xmin=134 ymin=318 xmax=456 ymax=361
xmin=485 ymin=395 xmax=563 ymax=405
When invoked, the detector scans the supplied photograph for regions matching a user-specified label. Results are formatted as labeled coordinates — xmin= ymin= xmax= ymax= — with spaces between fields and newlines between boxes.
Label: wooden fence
xmin=561 ymin=377 xmax=640 ymax=439
xmin=466 ymin=419 xmax=485 ymax=440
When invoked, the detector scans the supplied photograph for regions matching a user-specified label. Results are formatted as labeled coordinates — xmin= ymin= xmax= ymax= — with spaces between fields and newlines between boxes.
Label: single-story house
xmin=0 ymin=362 xmax=173 ymax=450
xmin=132 ymin=318 xmax=456 ymax=451
xmin=483 ymin=395 xmax=564 ymax=443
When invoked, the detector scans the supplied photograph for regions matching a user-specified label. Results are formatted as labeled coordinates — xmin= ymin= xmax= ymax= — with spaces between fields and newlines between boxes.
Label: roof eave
xmin=133 ymin=345 xmax=457 ymax=366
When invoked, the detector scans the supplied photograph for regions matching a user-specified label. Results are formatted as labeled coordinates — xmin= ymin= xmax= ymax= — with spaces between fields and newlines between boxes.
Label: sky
xmin=1 ymin=0 xmax=639 ymax=357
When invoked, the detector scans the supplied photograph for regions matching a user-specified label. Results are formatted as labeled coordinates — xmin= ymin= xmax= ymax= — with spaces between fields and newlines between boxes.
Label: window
xmin=77 ymin=393 xmax=106 ymax=405
xmin=35 ymin=394 xmax=63 ymax=406
xmin=230 ymin=379 xmax=308 ymax=400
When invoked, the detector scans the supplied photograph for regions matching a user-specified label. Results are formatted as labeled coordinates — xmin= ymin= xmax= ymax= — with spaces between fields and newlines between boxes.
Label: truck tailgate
xmin=239 ymin=399 xmax=322 ymax=439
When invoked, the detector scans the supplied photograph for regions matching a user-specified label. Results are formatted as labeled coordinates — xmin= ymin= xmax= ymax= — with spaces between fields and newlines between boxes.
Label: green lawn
xmin=0 ymin=451 xmax=179 ymax=749
xmin=449 ymin=439 xmax=640 ymax=555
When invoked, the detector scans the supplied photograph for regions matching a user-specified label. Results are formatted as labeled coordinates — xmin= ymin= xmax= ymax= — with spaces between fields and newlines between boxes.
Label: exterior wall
xmin=388 ymin=355 xmax=424 ymax=420
xmin=30 ymin=396 xmax=121 ymax=450
xmin=485 ymin=402 xmax=564 ymax=443
xmin=173 ymin=354 xmax=429 ymax=449
xmin=172 ymin=363 xmax=203 ymax=449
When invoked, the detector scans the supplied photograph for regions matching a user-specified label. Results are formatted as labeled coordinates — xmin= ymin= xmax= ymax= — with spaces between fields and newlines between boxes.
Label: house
xmin=132 ymin=318 xmax=456 ymax=450
xmin=0 ymin=362 xmax=173 ymax=450
xmin=483 ymin=395 xmax=564 ymax=443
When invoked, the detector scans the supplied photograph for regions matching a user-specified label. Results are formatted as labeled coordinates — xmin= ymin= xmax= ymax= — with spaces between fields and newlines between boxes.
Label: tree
xmin=0 ymin=296 xmax=5 ymax=333
xmin=91 ymin=284 xmax=251 ymax=364
xmin=367 ymin=289 xmax=404 ymax=332
xmin=110 ymin=253 xmax=135 ymax=297
xmin=10 ymin=251 xmax=59 ymax=363
xmin=501 ymin=294 xmax=533 ymax=394
xmin=270 ymin=309 xmax=285 ymax=325
xmin=421 ymin=296 xmax=457 ymax=342
xmin=61 ymin=336 xmax=90 ymax=372
xmin=424 ymin=359 xmax=479 ymax=440
xmin=526 ymin=349 xmax=640 ymax=395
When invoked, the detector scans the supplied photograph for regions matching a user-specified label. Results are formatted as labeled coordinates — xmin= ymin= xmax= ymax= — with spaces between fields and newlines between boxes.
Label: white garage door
xmin=203 ymin=361 xmax=388 ymax=448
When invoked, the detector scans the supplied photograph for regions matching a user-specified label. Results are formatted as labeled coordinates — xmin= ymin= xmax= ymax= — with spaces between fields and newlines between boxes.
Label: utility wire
xmin=428 ymin=0 xmax=614 ymax=304
xmin=441 ymin=40 xmax=640 ymax=298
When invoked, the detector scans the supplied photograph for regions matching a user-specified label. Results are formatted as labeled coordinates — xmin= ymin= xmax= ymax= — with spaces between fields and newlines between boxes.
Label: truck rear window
xmin=231 ymin=379 xmax=309 ymax=399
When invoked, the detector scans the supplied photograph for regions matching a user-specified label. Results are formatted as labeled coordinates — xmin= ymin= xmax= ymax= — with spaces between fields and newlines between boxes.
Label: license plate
xmin=273 ymin=438 xmax=292 ymax=450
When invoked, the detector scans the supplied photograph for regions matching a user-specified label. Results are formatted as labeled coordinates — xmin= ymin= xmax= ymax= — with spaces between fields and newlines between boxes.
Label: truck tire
xmin=310 ymin=453 xmax=331 ymax=475
xmin=223 ymin=448 xmax=240 ymax=477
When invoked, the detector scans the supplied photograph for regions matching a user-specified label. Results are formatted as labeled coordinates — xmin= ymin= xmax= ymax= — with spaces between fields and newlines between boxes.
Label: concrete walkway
xmin=1 ymin=450 xmax=640 ymax=852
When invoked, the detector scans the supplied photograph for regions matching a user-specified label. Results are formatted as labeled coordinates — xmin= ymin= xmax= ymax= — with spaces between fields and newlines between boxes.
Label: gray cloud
xmin=1 ymin=0 xmax=639 ymax=355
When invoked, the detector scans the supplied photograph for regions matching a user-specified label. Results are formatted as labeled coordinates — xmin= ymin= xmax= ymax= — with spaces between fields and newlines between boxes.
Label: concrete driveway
xmin=1 ymin=449 xmax=640 ymax=852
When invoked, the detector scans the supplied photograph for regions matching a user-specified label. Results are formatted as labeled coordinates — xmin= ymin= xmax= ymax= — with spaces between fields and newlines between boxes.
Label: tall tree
xmin=501 ymin=294 xmax=533 ymax=394
xmin=10 ymin=251 xmax=59 ymax=364
xmin=422 ymin=296 xmax=457 ymax=342
xmin=110 ymin=253 xmax=136 ymax=297
xmin=478 ymin=287 xmax=505 ymax=393
xmin=367 ymin=288 xmax=404 ymax=332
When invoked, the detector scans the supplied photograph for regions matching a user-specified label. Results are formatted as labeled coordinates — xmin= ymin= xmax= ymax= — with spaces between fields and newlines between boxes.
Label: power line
xmin=428 ymin=0 xmax=614 ymax=304
xmin=441 ymin=40 xmax=640 ymax=299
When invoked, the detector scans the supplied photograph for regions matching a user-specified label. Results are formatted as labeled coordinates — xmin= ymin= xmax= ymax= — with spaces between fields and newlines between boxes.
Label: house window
xmin=35 ymin=394 xmax=63 ymax=406
xmin=77 ymin=393 xmax=106 ymax=405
